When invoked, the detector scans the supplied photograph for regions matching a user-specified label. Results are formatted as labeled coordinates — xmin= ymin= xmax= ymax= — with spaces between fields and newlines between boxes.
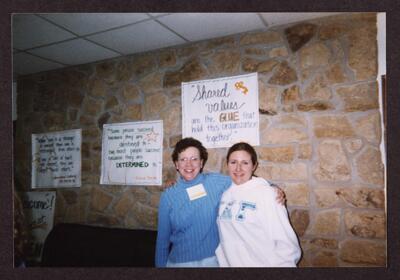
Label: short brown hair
xmin=172 ymin=137 xmax=208 ymax=172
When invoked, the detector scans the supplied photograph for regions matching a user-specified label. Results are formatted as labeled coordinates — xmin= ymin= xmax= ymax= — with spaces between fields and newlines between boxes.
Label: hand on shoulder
xmin=269 ymin=181 xmax=286 ymax=206
xmin=159 ymin=179 xmax=176 ymax=190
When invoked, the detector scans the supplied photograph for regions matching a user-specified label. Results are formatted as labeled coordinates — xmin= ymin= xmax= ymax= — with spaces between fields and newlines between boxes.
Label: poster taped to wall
xmin=100 ymin=120 xmax=163 ymax=186
xmin=21 ymin=191 xmax=56 ymax=263
xmin=182 ymin=73 xmax=260 ymax=148
xmin=31 ymin=129 xmax=81 ymax=188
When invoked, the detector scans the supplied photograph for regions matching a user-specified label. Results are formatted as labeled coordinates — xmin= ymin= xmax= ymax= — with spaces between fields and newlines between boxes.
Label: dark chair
xmin=41 ymin=223 xmax=157 ymax=267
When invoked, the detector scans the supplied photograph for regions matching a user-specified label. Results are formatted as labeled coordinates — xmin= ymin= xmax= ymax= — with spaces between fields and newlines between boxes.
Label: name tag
xmin=186 ymin=184 xmax=207 ymax=201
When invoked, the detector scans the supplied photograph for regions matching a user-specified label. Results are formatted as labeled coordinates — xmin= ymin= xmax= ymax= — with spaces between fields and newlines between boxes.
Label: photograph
xmin=7 ymin=9 xmax=392 ymax=278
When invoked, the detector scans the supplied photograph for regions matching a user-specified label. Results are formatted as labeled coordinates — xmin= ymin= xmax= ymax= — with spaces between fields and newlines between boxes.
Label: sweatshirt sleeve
xmin=155 ymin=192 xmax=172 ymax=267
xmin=264 ymin=189 xmax=301 ymax=267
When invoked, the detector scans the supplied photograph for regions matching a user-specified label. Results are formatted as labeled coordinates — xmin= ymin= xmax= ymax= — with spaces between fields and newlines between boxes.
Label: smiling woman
xmin=155 ymin=137 xmax=232 ymax=267
xmin=227 ymin=150 xmax=257 ymax=185
xmin=216 ymin=142 xmax=301 ymax=267
xmin=175 ymin=147 xmax=203 ymax=181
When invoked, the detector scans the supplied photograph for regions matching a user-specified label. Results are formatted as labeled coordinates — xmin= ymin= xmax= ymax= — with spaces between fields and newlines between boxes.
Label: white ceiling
xmin=12 ymin=12 xmax=342 ymax=77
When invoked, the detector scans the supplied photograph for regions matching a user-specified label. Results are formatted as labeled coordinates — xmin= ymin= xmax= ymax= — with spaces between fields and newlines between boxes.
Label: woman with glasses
xmin=155 ymin=137 xmax=285 ymax=267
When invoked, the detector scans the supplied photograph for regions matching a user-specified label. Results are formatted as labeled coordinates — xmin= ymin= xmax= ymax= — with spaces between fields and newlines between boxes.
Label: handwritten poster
xmin=31 ymin=129 xmax=81 ymax=188
xmin=21 ymin=191 xmax=56 ymax=262
xmin=100 ymin=120 xmax=163 ymax=186
xmin=182 ymin=73 xmax=260 ymax=148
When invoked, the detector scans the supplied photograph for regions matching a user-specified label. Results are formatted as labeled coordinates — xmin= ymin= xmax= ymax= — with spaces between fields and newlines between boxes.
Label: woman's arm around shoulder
xmin=204 ymin=172 xmax=232 ymax=191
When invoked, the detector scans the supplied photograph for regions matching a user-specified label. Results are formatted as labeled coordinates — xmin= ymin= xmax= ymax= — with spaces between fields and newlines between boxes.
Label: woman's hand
xmin=270 ymin=183 xmax=286 ymax=205
xmin=159 ymin=180 xmax=176 ymax=190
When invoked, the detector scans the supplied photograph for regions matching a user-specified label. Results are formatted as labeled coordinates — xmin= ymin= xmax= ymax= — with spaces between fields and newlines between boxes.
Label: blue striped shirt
xmin=155 ymin=173 xmax=231 ymax=267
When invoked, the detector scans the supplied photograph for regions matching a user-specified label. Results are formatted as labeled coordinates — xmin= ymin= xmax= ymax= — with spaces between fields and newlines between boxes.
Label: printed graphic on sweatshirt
xmin=236 ymin=201 xmax=256 ymax=221
xmin=219 ymin=200 xmax=257 ymax=222
xmin=219 ymin=200 xmax=235 ymax=219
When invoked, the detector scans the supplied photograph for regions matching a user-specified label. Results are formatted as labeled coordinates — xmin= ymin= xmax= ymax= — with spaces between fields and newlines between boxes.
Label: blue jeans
xmin=166 ymin=256 xmax=219 ymax=267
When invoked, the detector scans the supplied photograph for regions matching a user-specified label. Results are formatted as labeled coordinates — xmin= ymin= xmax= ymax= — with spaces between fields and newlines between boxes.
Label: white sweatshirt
xmin=215 ymin=177 xmax=301 ymax=267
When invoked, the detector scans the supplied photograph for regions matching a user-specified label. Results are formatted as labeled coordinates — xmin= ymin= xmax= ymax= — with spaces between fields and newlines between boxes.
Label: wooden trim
xmin=382 ymin=74 xmax=386 ymax=148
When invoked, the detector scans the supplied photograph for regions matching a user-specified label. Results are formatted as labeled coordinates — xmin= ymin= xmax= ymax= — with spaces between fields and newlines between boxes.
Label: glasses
xmin=178 ymin=157 xmax=200 ymax=164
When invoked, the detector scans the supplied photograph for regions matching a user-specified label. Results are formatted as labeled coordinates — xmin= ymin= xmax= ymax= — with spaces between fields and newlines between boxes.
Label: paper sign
xmin=22 ymin=191 xmax=56 ymax=262
xmin=31 ymin=129 xmax=81 ymax=188
xmin=101 ymin=120 xmax=163 ymax=185
xmin=182 ymin=73 xmax=260 ymax=148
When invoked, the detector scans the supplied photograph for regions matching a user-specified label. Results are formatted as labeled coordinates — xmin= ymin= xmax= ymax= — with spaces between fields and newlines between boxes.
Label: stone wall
xmin=15 ymin=13 xmax=385 ymax=267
